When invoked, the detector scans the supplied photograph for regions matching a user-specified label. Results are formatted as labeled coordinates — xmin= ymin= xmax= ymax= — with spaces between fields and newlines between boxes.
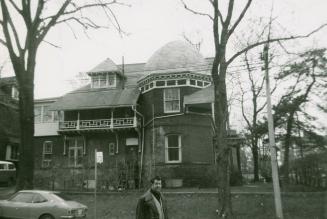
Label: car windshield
xmin=53 ymin=192 xmax=72 ymax=201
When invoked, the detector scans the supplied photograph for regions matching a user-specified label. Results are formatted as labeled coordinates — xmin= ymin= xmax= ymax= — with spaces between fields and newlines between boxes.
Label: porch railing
xmin=59 ymin=117 xmax=136 ymax=131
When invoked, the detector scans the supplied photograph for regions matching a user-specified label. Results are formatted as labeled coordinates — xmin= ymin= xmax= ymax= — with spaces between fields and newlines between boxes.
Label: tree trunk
xmin=283 ymin=112 xmax=294 ymax=184
xmin=17 ymin=70 xmax=35 ymax=190
xmin=252 ymin=144 xmax=259 ymax=182
xmin=214 ymin=67 xmax=233 ymax=218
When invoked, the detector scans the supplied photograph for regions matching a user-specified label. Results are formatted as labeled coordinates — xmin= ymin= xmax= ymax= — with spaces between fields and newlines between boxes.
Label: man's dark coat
xmin=136 ymin=189 xmax=168 ymax=219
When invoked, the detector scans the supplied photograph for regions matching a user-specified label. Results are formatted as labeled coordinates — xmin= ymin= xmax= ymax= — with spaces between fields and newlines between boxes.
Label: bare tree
xmin=237 ymin=51 xmax=278 ymax=182
xmin=0 ymin=0 xmax=124 ymax=190
xmin=181 ymin=0 xmax=327 ymax=217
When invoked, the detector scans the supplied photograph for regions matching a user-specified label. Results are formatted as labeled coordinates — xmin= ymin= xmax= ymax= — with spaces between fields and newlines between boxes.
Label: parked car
xmin=0 ymin=190 xmax=87 ymax=219
xmin=0 ymin=161 xmax=16 ymax=186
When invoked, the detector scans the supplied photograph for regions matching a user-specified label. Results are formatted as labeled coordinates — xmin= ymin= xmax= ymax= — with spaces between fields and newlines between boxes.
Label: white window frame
xmin=163 ymin=88 xmax=180 ymax=113
xmin=165 ymin=135 xmax=182 ymax=163
xmin=42 ymin=141 xmax=53 ymax=168
xmin=91 ymin=73 xmax=116 ymax=88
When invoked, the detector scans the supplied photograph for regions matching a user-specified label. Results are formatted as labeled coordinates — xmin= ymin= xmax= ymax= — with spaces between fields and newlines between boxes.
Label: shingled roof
xmin=144 ymin=40 xmax=208 ymax=74
xmin=50 ymin=87 xmax=140 ymax=110
xmin=87 ymin=58 xmax=120 ymax=73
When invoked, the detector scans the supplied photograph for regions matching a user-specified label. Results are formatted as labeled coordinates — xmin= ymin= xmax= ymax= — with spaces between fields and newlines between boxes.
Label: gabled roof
xmin=184 ymin=86 xmax=214 ymax=105
xmin=50 ymin=87 xmax=140 ymax=111
xmin=87 ymin=58 xmax=120 ymax=73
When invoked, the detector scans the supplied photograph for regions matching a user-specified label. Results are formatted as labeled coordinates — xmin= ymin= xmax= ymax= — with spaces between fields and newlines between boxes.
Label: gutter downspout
xmin=132 ymin=105 xmax=144 ymax=189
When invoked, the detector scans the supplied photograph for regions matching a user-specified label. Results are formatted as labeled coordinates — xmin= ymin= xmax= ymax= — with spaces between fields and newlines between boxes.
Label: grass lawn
xmin=65 ymin=186 xmax=326 ymax=219
xmin=0 ymin=183 xmax=325 ymax=218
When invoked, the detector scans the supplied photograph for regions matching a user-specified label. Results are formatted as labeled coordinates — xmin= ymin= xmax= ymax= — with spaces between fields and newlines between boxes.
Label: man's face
xmin=151 ymin=179 xmax=162 ymax=192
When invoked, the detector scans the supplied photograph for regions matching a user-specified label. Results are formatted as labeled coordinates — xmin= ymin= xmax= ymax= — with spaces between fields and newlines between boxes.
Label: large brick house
xmin=0 ymin=76 xmax=20 ymax=166
xmin=34 ymin=41 xmax=242 ymax=190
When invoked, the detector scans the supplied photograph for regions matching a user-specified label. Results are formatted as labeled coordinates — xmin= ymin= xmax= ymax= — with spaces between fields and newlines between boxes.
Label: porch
xmin=59 ymin=117 xmax=137 ymax=131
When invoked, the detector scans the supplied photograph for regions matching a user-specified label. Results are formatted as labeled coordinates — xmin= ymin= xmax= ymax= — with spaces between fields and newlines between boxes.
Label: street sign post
xmin=94 ymin=149 xmax=103 ymax=219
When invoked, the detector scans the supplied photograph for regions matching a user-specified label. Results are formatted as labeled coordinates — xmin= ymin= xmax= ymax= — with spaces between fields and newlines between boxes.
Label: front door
xmin=126 ymin=146 xmax=139 ymax=189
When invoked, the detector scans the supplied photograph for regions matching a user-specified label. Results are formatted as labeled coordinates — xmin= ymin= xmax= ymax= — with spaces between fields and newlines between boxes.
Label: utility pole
xmin=262 ymin=43 xmax=284 ymax=219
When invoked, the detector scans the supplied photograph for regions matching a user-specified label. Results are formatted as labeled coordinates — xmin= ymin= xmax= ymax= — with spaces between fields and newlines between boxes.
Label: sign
xmin=96 ymin=151 xmax=103 ymax=164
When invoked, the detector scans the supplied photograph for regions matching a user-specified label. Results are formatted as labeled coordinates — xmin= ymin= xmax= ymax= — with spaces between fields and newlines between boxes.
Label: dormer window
xmin=91 ymin=73 xmax=116 ymax=88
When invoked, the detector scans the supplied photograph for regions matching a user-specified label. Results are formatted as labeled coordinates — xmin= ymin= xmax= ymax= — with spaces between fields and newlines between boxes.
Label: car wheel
xmin=39 ymin=214 xmax=55 ymax=219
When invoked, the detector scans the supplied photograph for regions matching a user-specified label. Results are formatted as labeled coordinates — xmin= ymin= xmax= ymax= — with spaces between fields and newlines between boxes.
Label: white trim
xmin=165 ymin=135 xmax=182 ymax=163
xmin=140 ymin=80 xmax=211 ymax=94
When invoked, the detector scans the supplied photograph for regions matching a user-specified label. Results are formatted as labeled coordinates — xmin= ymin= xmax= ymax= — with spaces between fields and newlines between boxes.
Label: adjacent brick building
xmin=34 ymin=41 xmax=242 ymax=190
xmin=0 ymin=76 xmax=20 ymax=166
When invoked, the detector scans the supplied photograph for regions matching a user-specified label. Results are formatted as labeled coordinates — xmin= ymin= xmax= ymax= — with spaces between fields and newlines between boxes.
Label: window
xmin=42 ymin=106 xmax=52 ymax=122
xmin=10 ymin=192 xmax=35 ymax=203
xmin=167 ymin=80 xmax=176 ymax=86
xmin=91 ymin=73 xmax=116 ymax=88
xmin=165 ymin=135 xmax=182 ymax=163
xmin=11 ymin=86 xmax=19 ymax=100
xmin=34 ymin=105 xmax=58 ymax=123
xmin=34 ymin=106 xmax=42 ymax=123
xmin=156 ymin=81 xmax=165 ymax=87
xmin=109 ymin=143 xmax=115 ymax=156
xmin=67 ymin=138 xmax=84 ymax=167
xmin=164 ymin=88 xmax=180 ymax=113
xmin=33 ymin=194 xmax=47 ymax=203
xmin=177 ymin=79 xmax=186 ymax=85
xmin=6 ymin=144 xmax=18 ymax=161
xmin=42 ymin=141 xmax=53 ymax=168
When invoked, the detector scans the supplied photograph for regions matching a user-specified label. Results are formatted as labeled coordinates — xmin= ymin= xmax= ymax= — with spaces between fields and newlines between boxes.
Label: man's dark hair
xmin=150 ymin=176 xmax=162 ymax=184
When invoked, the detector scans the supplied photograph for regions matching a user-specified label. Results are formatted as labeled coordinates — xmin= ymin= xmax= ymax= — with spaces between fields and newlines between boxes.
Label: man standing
xmin=136 ymin=176 xmax=168 ymax=219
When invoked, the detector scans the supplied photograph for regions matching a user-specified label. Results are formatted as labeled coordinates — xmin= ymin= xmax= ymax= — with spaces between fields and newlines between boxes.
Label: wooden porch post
xmin=110 ymin=109 xmax=114 ymax=129
xmin=77 ymin=111 xmax=80 ymax=129
xmin=133 ymin=107 xmax=137 ymax=127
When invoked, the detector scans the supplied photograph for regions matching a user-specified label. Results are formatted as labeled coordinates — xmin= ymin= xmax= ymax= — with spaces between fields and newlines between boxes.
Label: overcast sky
xmin=1 ymin=0 xmax=326 ymax=99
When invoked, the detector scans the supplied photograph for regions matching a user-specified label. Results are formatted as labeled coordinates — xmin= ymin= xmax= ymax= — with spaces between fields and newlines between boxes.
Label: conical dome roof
xmin=144 ymin=41 xmax=207 ymax=74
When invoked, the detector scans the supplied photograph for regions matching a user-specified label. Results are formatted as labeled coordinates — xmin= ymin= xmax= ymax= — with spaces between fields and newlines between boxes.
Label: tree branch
xmin=8 ymin=0 xmax=23 ymax=15
xmin=0 ymin=38 xmax=7 ymax=47
xmin=97 ymin=0 xmax=125 ymax=36
xmin=37 ymin=0 xmax=71 ymax=46
xmin=180 ymin=0 xmax=213 ymax=21
xmin=43 ymin=1 xmax=118 ymax=20
xmin=0 ymin=1 xmax=21 ymax=57
xmin=43 ymin=40 xmax=61 ymax=48
xmin=227 ymin=23 xmax=327 ymax=66
xmin=56 ymin=16 xmax=106 ymax=29
xmin=228 ymin=0 xmax=252 ymax=37
xmin=224 ymin=0 xmax=234 ymax=27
